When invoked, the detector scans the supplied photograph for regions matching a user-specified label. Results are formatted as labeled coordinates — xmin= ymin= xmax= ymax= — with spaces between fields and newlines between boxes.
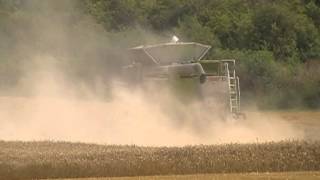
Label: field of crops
xmin=0 ymin=140 xmax=319 ymax=180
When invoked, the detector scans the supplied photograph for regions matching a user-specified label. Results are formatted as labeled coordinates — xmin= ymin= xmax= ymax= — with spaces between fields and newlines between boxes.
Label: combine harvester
xmin=124 ymin=36 xmax=244 ymax=120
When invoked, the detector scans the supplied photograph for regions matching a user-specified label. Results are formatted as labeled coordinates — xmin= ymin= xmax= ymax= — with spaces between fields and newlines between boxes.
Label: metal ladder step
xmin=225 ymin=62 xmax=240 ymax=114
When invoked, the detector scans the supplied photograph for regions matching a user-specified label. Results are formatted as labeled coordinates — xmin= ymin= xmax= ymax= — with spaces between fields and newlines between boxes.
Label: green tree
xmin=250 ymin=5 xmax=299 ymax=62
xmin=175 ymin=16 xmax=218 ymax=46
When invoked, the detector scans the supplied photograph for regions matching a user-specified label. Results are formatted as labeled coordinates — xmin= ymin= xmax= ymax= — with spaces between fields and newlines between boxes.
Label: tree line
xmin=0 ymin=0 xmax=319 ymax=109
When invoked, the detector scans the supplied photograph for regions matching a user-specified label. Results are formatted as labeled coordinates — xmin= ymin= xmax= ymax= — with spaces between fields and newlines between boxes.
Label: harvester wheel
xmin=234 ymin=113 xmax=246 ymax=120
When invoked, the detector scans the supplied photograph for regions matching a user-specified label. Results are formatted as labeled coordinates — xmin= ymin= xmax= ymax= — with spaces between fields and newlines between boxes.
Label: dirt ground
xmin=51 ymin=171 xmax=320 ymax=180
xmin=0 ymin=94 xmax=318 ymax=144
xmin=260 ymin=111 xmax=320 ymax=141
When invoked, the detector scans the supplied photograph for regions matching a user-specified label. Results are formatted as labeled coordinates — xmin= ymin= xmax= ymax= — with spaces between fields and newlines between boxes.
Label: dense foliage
xmin=82 ymin=0 xmax=320 ymax=109
xmin=0 ymin=140 xmax=319 ymax=179
xmin=0 ymin=0 xmax=319 ymax=108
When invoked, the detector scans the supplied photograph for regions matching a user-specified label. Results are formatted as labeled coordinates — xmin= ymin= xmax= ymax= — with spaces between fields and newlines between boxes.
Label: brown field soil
xmin=263 ymin=111 xmax=320 ymax=124
xmin=262 ymin=111 xmax=320 ymax=141
xmin=52 ymin=171 xmax=320 ymax=180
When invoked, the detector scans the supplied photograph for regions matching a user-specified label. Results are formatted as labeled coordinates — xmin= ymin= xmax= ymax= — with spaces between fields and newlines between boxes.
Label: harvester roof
xmin=129 ymin=42 xmax=211 ymax=66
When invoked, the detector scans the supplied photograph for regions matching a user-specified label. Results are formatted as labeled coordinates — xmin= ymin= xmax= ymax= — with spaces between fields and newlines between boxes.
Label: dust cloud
xmin=0 ymin=61 xmax=304 ymax=146
xmin=0 ymin=0 xmax=305 ymax=146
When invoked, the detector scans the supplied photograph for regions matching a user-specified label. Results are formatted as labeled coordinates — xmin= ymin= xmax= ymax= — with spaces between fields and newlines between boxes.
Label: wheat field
xmin=1 ymin=140 xmax=320 ymax=180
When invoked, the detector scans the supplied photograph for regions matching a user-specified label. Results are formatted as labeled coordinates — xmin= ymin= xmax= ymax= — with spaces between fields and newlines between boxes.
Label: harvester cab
xmin=124 ymin=38 xmax=243 ymax=119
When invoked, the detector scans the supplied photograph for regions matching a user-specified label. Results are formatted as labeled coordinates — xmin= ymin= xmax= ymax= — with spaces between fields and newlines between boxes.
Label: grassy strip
xmin=0 ymin=141 xmax=319 ymax=179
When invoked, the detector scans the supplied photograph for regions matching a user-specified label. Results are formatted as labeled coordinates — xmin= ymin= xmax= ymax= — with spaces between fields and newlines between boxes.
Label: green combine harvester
xmin=124 ymin=36 xmax=244 ymax=120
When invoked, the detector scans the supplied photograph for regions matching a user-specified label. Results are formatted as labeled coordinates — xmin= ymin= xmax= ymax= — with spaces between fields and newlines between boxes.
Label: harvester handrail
xmin=129 ymin=42 xmax=211 ymax=50
xmin=200 ymin=59 xmax=235 ymax=64
xmin=142 ymin=48 xmax=160 ymax=65
xmin=225 ymin=63 xmax=233 ymax=113
xmin=237 ymin=76 xmax=241 ymax=112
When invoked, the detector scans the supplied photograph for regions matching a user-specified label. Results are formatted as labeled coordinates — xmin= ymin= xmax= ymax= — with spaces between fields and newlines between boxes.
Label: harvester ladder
xmin=225 ymin=62 xmax=240 ymax=114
